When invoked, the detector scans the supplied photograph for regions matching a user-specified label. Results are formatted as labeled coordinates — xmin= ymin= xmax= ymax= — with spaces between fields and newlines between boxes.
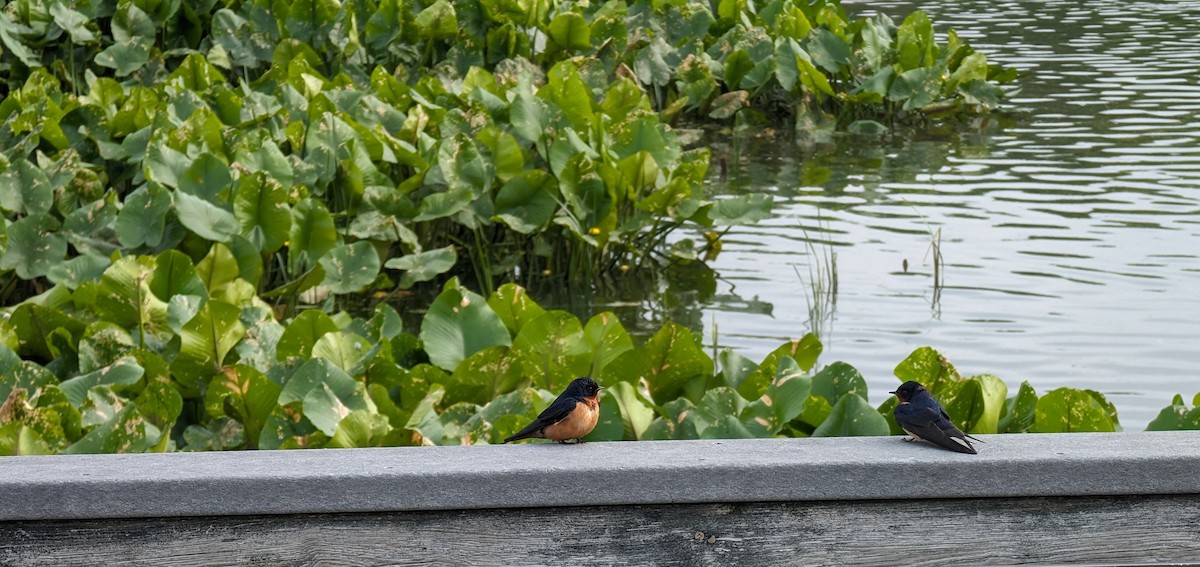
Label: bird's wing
xmin=533 ymin=394 xmax=581 ymax=426
xmin=896 ymin=404 xmax=977 ymax=454
xmin=935 ymin=414 xmax=983 ymax=443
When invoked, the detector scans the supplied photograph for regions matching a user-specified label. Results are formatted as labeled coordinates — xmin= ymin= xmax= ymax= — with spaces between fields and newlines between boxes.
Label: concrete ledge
xmin=2 ymin=431 xmax=1199 ymax=521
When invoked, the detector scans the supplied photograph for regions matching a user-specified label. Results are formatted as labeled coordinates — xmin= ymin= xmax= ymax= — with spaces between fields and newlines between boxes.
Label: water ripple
xmin=701 ymin=0 xmax=1200 ymax=428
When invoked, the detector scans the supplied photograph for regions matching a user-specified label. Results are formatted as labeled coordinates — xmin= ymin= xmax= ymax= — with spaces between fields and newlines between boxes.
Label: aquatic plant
xmin=0 ymin=276 xmax=1130 ymax=454
xmin=0 ymin=0 xmax=1031 ymax=455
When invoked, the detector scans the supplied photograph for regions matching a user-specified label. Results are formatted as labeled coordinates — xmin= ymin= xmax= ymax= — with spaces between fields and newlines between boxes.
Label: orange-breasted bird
xmin=891 ymin=380 xmax=980 ymax=454
xmin=503 ymin=377 xmax=602 ymax=444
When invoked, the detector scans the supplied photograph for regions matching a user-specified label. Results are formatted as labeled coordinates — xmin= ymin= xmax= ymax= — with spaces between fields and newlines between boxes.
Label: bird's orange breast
xmin=543 ymin=397 xmax=600 ymax=441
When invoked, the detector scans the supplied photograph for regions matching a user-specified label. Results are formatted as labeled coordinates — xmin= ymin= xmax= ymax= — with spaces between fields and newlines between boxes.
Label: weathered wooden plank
xmin=4 ymin=495 xmax=1199 ymax=567
xmin=4 ymin=433 xmax=1200 ymax=522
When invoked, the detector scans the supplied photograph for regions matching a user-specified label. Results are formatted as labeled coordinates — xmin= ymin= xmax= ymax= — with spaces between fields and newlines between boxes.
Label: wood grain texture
xmin=3 ymin=495 xmax=1199 ymax=567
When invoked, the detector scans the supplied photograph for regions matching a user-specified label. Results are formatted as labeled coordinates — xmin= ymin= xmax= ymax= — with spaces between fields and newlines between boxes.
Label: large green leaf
xmin=405 ymin=388 xmax=481 ymax=446
xmin=183 ymin=418 xmax=246 ymax=451
xmin=858 ymin=15 xmax=893 ymax=72
xmin=894 ymin=346 xmax=960 ymax=394
xmin=420 ymin=279 xmax=512 ymax=371
xmin=312 ymin=331 xmax=372 ymax=373
xmin=384 ymin=246 xmax=457 ymax=289
xmin=0 ymin=424 xmax=54 ymax=456
xmin=8 ymin=304 xmax=85 ymax=361
xmin=57 ymin=357 xmax=146 ymax=408
xmin=494 ymin=170 xmax=558 ymax=234
xmin=328 ymin=410 xmax=392 ymax=448
xmin=0 ymin=344 xmax=55 ymax=403
xmin=889 ymin=66 xmax=943 ymax=110
xmin=797 ymin=56 xmax=834 ymax=96
xmin=896 ymin=10 xmax=934 ymax=70
xmin=806 ymin=28 xmax=850 ymax=74
xmin=443 ymin=346 xmax=532 ymax=406
xmin=0 ymin=214 xmax=67 ymax=279
xmin=151 ymin=249 xmax=208 ymax=302
xmin=168 ymin=54 xmax=226 ymax=91
xmin=320 ymin=241 xmax=381 ymax=294
xmin=941 ymin=374 xmax=1007 ymax=434
xmin=548 ymin=12 xmax=590 ymax=51
xmin=0 ymin=159 xmax=53 ymax=216
xmin=195 ymin=243 xmax=244 ymax=302
xmin=811 ymin=361 xmax=867 ymax=406
xmin=438 ymin=133 xmax=494 ymax=197
xmin=115 ymin=183 xmax=172 ymax=249
xmin=736 ymin=334 xmax=822 ymax=399
xmin=512 ymin=311 xmax=590 ymax=390
xmin=95 ymin=37 xmax=152 ymax=77
xmin=94 ymin=256 xmax=170 ymax=343
xmin=509 ymin=83 xmax=551 ymax=145
xmin=998 ymin=381 xmax=1038 ymax=433
xmin=812 ymin=395 xmax=890 ymax=437
xmin=174 ymin=191 xmax=240 ymax=242
xmin=544 ymin=62 xmax=595 ymax=135
xmin=743 ymin=357 xmax=812 ymax=435
xmin=583 ymin=312 xmax=633 ymax=378
xmin=47 ymin=255 xmax=111 ymax=289
xmin=277 ymin=310 xmax=340 ymax=363
xmin=1032 ymin=388 xmax=1116 ymax=433
xmin=47 ymin=2 xmax=93 ymax=42
xmin=280 ymin=358 xmax=374 ymax=437
xmin=414 ymin=0 xmax=457 ymax=40
xmin=0 ymin=14 xmax=41 ymax=67
xmin=717 ymin=349 xmax=757 ymax=391
xmin=487 ymin=283 xmax=547 ymax=336
xmin=205 ymin=365 xmax=283 ymax=448
xmin=171 ymin=300 xmax=247 ymax=391
xmin=64 ymin=405 xmax=161 ymax=454
xmin=234 ymin=173 xmax=291 ymax=254
xmin=133 ymin=353 xmax=182 ymax=449
xmin=1146 ymin=393 xmax=1200 ymax=431
xmin=694 ymin=387 xmax=749 ymax=436
xmin=602 ymin=323 xmax=711 ymax=405
xmin=608 ymin=381 xmax=655 ymax=440
xmin=289 ymin=199 xmax=338 ymax=273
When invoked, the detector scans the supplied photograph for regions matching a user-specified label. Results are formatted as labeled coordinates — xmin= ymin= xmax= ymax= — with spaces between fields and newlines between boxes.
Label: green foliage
xmin=883 ymin=346 xmax=1122 ymax=435
xmin=0 ymin=0 xmax=1012 ymax=312
xmin=1146 ymin=392 xmax=1200 ymax=431
xmin=0 ymin=0 xmax=1142 ymax=455
xmin=1032 ymin=388 xmax=1119 ymax=433
xmin=0 ymin=276 xmax=1165 ymax=454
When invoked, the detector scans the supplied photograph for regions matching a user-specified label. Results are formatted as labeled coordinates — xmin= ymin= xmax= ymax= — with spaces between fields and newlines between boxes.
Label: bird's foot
xmin=902 ymin=436 xmax=916 ymax=443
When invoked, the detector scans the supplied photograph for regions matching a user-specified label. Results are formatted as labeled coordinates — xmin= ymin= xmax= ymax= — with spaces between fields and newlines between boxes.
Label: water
xmin=669 ymin=0 xmax=1200 ymax=428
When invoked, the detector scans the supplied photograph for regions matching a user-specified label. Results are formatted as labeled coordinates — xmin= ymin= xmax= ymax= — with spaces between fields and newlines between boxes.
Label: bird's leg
xmin=902 ymin=436 xmax=916 ymax=442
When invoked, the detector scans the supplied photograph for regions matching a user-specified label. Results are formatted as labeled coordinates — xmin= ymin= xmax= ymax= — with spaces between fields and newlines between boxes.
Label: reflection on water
xmin=594 ymin=0 xmax=1200 ymax=427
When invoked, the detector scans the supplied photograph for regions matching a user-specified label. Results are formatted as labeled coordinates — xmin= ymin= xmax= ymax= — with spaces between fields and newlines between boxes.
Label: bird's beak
xmin=888 ymin=390 xmax=896 ymax=395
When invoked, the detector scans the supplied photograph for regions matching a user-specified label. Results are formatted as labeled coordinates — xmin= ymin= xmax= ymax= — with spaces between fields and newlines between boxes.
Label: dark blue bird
xmin=891 ymin=381 xmax=979 ymax=454
xmin=503 ymin=378 xmax=602 ymax=444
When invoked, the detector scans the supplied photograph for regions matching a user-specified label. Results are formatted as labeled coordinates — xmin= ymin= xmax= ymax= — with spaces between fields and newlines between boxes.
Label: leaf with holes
xmin=420 ymin=279 xmax=512 ymax=371
xmin=320 ymin=242 xmax=380 ymax=294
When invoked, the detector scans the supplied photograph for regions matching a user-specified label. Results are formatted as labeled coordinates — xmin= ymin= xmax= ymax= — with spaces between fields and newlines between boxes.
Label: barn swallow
xmin=503 ymin=377 xmax=603 ymax=444
xmin=891 ymin=381 xmax=980 ymax=454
